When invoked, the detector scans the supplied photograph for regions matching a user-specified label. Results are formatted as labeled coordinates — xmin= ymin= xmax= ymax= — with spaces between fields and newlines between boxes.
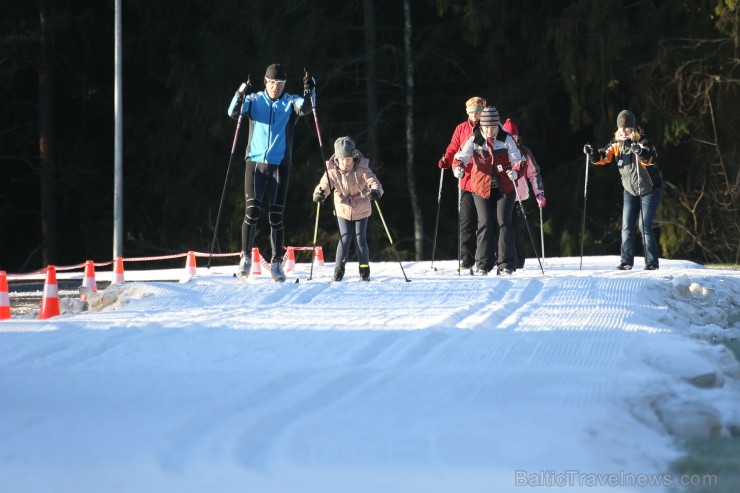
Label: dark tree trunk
xmin=362 ymin=0 xmax=379 ymax=163
xmin=39 ymin=0 xmax=57 ymax=266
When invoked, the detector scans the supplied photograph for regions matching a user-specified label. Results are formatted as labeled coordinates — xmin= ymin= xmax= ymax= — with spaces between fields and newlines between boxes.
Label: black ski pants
xmin=242 ymin=161 xmax=290 ymax=262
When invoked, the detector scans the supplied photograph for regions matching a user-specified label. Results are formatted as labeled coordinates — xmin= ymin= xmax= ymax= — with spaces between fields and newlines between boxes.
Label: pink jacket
xmin=513 ymin=144 xmax=544 ymax=201
xmin=313 ymin=155 xmax=383 ymax=221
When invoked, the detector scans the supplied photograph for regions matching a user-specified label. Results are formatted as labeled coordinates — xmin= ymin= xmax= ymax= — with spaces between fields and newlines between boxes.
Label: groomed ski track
xmin=1 ymin=256 xmax=738 ymax=493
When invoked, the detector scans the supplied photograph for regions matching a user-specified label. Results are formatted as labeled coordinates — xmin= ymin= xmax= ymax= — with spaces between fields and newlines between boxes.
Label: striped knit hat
xmin=480 ymin=106 xmax=500 ymax=126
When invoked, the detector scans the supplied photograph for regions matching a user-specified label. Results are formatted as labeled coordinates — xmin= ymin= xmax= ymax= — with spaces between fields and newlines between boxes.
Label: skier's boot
xmin=359 ymin=264 xmax=370 ymax=282
xmin=236 ymin=252 xmax=252 ymax=279
xmin=271 ymin=257 xmax=287 ymax=282
xmin=332 ymin=263 xmax=345 ymax=282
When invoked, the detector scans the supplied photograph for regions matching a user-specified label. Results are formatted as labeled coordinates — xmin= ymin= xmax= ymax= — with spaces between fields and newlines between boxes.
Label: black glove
xmin=303 ymin=72 xmax=315 ymax=95
xmin=238 ymin=79 xmax=251 ymax=95
xmin=473 ymin=126 xmax=485 ymax=146
xmin=583 ymin=144 xmax=593 ymax=156
xmin=369 ymin=189 xmax=381 ymax=201
xmin=312 ymin=190 xmax=326 ymax=203
xmin=629 ymin=141 xmax=643 ymax=155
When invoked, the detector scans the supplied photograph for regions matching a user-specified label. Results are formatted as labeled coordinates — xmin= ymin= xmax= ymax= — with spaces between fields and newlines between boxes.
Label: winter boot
xmin=236 ymin=253 xmax=252 ymax=278
xmin=332 ymin=263 xmax=345 ymax=282
xmin=359 ymin=264 xmax=370 ymax=282
xmin=270 ymin=257 xmax=287 ymax=282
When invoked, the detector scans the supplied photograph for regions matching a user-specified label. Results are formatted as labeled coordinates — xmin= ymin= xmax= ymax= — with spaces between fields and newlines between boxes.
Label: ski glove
xmin=438 ymin=156 xmax=449 ymax=169
xmin=506 ymin=169 xmax=518 ymax=182
xmin=238 ymin=80 xmax=251 ymax=95
xmin=629 ymin=141 xmax=644 ymax=156
xmin=536 ymin=193 xmax=547 ymax=208
xmin=303 ymin=73 xmax=315 ymax=95
xmin=369 ymin=189 xmax=381 ymax=201
xmin=453 ymin=165 xmax=465 ymax=179
xmin=312 ymin=191 xmax=326 ymax=204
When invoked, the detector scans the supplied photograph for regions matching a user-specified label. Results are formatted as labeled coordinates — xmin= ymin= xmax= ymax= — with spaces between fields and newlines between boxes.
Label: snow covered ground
xmin=1 ymin=256 xmax=739 ymax=493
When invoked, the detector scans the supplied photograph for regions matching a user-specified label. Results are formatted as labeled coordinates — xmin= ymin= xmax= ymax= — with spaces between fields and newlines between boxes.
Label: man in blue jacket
xmin=228 ymin=63 xmax=313 ymax=281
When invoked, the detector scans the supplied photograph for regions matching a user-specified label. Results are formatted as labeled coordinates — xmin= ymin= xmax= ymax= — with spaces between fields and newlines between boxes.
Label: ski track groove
xmin=158 ymin=368 xmax=324 ymax=473
xmin=456 ymin=278 xmax=543 ymax=329
xmin=233 ymin=368 xmax=382 ymax=471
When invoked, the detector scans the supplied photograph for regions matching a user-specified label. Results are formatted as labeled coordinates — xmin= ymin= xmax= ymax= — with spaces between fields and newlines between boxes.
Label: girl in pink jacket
xmin=313 ymin=137 xmax=384 ymax=282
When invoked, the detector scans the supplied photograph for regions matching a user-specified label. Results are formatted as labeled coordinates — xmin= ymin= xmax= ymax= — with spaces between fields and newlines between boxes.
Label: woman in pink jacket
xmin=502 ymin=119 xmax=546 ymax=269
xmin=313 ymin=137 xmax=384 ymax=282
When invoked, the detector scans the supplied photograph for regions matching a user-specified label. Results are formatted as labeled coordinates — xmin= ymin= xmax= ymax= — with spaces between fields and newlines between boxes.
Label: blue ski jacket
xmin=228 ymin=91 xmax=311 ymax=168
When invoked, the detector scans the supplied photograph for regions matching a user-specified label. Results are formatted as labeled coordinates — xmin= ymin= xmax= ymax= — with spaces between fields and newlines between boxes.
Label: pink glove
xmin=438 ymin=156 xmax=450 ymax=169
xmin=536 ymin=194 xmax=546 ymax=208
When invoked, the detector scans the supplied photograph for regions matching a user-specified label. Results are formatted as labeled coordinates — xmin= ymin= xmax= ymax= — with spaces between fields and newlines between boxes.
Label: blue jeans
xmin=622 ymin=188 xmax=662 ymax=267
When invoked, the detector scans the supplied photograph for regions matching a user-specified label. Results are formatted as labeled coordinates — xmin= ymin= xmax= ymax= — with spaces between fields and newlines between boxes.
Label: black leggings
xmin=242 ymin=161 xmax=290 ymax=261
xmin=336 ymin=217 xmax=370 ymax=266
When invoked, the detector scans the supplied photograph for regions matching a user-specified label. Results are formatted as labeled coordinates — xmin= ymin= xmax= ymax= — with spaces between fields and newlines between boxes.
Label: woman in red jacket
xmin=438 ymin=97 xmax=486 ymax=270
xmin=452 ymin=106 xmax=525 ymax=275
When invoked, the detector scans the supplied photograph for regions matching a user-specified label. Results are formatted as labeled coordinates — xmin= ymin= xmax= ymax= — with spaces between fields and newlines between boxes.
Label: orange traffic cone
xmin=185 ymin=251 xmax=197 ymax=277
xmin=284 ymin=247 xmax=295 ymax=272
xmin=80 ymin=260 xmax=97 ymax=301
xmin=315 ymin=245 xmax=325 ymax=266
xmin=250 ymin=247 xmax=262 ymax=276
xmin=0 ymin=271 xmax=10 ymax=320
xmin=39 ymin=265 xmax=60 ymax=320
xmin=113 ymin=257 xmax=125 ymax=284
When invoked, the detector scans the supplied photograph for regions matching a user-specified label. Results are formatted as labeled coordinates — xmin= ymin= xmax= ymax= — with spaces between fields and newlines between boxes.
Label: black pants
xmin=336 ymin=217 xmax=370 ymax=266
xmin=512 ymin=205 xmax=527 ymax=269
xmin=459 ymin=190 xmax=477 ymax=268
xmin=472 ymin=192 xmax=496 ymax=271
xmin=476 ymin=187 xmax=516 ymax=272
xmin=242 ymin=161 xmax=290 ymax=261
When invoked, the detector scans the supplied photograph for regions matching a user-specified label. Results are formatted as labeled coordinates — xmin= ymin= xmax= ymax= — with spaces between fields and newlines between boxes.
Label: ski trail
xmin=456 ymin=278 xmax=543 ymax=329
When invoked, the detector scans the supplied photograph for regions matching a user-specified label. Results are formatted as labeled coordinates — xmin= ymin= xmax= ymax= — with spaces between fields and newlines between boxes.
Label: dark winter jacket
xmin=313 ymin=155 xmax=383 ymax=221
xmin=227 ymin=90 xmax=311 ymax=168
xmin=452 ymin=129 xmax=524 ymax=199
xmin=592 ymin=129 xmax=662 ymax=196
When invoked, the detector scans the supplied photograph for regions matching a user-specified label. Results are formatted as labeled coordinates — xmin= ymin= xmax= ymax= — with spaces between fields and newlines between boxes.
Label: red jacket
xmin=442 ymin=120 xmax=477 ymax=192
xmin=453 ymin=130 xmax=523 ymax=199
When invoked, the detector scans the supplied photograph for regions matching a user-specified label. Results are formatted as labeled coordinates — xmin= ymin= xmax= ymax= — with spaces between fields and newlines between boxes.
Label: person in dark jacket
xmin=585 ymin=110 xmax=663 ymax=270
xmin=313 ymin=137 xmax=383 ymax=282
xmin=438 ymin=97 xmax=486 ymax=270
xmin=227 ymin=64 xmax=313 ymax=281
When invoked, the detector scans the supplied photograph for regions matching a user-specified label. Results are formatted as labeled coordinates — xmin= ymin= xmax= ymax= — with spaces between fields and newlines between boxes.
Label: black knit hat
xmin=265 ymin=63 xmax=287 ymax=80
xmin=480 ymin=106 xmax=500 ymax=126
xmin=617 ymin=110 xmax=636 ymax=128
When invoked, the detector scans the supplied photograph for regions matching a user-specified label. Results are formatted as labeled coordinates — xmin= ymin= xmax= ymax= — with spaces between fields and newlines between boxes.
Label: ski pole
xmin=511 ymin=173 xmax=544 ymax=275
xmin=580 ymin=147 xmax=591 ymax=270
xmin=373 ymin=199 xmax=411 ymax=282
xmin=539 ymin=207 xmax=546 ymax=268
xmin=306 ymin=201 xmax=321 ymax=280
xmin=458 ymin=179 xmax=462 ymax=276
xmin=430 ymin=168 xmax=444 ymax=270
xmin=306 ymin=70 xmax=339 ymax=281
xmin=207 ymin=77 xmax=250 ymax=269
